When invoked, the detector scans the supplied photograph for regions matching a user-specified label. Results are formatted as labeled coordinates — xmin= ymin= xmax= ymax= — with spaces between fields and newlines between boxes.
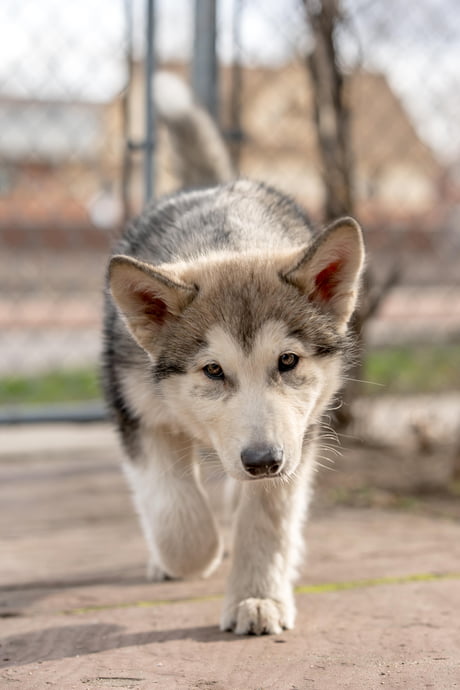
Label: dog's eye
xmin=203 ymin=362 xmax=225 ymax=380
xmin=278 ymin=352 xmax=299 ymax=373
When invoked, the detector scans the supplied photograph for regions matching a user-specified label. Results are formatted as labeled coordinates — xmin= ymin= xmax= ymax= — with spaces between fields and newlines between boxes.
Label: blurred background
xmin=1 ymin=0 xmax=459 ymax=497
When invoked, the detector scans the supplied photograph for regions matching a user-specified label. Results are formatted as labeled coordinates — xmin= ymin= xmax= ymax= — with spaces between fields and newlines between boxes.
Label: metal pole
xmin=229 ymin=0 xmax=244 ymax=167
xmin=192 ymin=0 xmax=218 ymax=120
xmin=0 ymin=402 xmax=107 ymax=425
xmin=144 ymin=0 xmax=156 ymax=204
xmin=121 ymin=0 xmax=134 ymax=223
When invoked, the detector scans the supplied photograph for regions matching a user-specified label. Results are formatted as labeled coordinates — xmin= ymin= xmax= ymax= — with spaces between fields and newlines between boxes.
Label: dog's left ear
xmin=282 ymin=217 xmax=365 ymax=330
xmin=108 ymin=255 xmax=198 ymax=352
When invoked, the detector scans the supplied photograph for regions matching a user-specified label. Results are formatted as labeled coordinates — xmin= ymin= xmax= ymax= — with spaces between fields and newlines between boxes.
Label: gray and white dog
xmin=102 ymin=73 xmax=365 ymax=635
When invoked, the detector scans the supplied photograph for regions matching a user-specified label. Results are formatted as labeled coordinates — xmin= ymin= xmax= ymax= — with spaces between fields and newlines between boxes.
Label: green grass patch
xmin=0 ymin=367 xmax=101 ymax=406
xmin=363 ymin=343 xmax=460 ymax=395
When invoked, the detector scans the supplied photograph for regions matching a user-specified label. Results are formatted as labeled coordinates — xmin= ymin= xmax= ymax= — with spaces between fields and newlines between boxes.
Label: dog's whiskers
xmin=342 ymin=375 xmax=383 ymax=387
xmin=315 ymin=457 xmax=337 ymax=472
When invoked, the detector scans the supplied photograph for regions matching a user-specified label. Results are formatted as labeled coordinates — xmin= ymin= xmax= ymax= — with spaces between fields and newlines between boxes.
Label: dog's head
xmin=109 ymin=218 xmax=364 ymax=481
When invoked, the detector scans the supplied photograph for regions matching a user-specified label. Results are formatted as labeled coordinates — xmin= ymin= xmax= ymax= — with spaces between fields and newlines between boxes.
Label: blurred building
xmin=0 ymin=61 xmax=447 ymax=249
xmin=121 ymin=61 xmax=444 ymax=221
xmin=238 ymin=65 xmax=442 ymax=219
xmin=0 ymin=96 xmax=121 ymax=248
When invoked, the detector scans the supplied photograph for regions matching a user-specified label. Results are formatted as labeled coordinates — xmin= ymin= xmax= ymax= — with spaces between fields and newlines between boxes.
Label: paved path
xmin=1 ymin=425 xmax=459 ymax=689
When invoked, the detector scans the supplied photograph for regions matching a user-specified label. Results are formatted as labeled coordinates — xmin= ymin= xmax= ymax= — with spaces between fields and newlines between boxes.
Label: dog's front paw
xmin=220 ymin=597 xmax=295 ymax=635
xmin=146 ymin=557 xmax=173 ymax=582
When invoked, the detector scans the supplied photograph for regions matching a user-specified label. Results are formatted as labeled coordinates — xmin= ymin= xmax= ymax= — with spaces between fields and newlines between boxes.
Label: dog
xmin=102 ymin=72 xmax=365 ymax=635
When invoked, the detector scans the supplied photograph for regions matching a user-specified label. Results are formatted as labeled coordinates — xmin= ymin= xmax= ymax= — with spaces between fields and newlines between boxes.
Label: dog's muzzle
xmin=240 ymin=444 xmax=284 ymax=478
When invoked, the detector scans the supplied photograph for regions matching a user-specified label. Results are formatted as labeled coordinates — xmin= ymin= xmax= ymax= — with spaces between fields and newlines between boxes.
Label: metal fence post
xmin=192 ymin=0 xmax=218 ymax=121
xmin=229 ymin=0 xmax=244 ymax=167
xmin=144 ymin=0 xmax=156 ymax=204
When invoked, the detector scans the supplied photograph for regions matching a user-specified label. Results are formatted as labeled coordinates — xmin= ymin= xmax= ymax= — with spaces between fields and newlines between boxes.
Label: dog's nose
xmin=240 ymin=444 xmax=284 ymax=477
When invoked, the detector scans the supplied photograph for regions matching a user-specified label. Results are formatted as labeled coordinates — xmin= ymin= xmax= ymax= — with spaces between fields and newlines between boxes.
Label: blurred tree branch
xmin=304 ymin=0 xmax=353 ymax=218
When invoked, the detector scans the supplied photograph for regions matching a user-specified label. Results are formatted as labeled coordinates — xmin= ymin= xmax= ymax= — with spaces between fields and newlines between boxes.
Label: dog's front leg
xmin=123 ymin=428 xmax=223 ymax=581
xmin=221 ymin=459 xmax=314 ymax=635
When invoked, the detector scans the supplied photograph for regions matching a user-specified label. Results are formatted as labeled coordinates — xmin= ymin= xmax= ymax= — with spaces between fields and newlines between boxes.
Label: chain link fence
xmin=1 ymin=0 xmax=459 ymax=428
xmin=0 ymin=0 xmax=128 ymax=415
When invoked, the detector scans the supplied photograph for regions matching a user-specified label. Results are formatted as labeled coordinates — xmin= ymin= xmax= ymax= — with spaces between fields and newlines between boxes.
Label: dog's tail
xmin=153 ymin=71 xmax=234 ymax=188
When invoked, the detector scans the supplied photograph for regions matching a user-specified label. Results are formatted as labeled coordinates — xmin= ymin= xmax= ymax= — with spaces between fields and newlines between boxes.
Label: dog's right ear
xmin=281 ymin=217 xmax=364 ymax=331
xmin=108 ymin=255 xmax=198 ymax=352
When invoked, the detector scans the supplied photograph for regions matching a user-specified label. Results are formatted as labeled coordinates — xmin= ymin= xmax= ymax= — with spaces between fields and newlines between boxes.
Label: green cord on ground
xmin=64 ymin=571 xmax=460 ymax=615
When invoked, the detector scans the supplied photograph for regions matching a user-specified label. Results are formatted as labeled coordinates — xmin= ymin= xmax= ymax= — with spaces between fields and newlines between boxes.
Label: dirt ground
xmin=1 ymin=423 xmax=460 ymax=689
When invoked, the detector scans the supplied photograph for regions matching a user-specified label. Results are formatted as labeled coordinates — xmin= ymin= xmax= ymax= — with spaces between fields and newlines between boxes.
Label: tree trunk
xmin=304 ymin=0 xmax=359 ymax=427
xmin=305 ymin=0 xmax=353 ymax=219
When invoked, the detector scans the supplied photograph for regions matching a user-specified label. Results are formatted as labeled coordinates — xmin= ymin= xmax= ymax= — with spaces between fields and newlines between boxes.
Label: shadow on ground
xmin=0 ymin=621 xmax=245 ymax=669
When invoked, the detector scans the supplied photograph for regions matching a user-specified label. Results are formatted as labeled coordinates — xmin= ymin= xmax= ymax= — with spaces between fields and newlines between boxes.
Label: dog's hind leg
xmin=221 ymin=451 xmax=315 ymax=635
xmin=123 ymin=427 xmax=223 ymax=581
